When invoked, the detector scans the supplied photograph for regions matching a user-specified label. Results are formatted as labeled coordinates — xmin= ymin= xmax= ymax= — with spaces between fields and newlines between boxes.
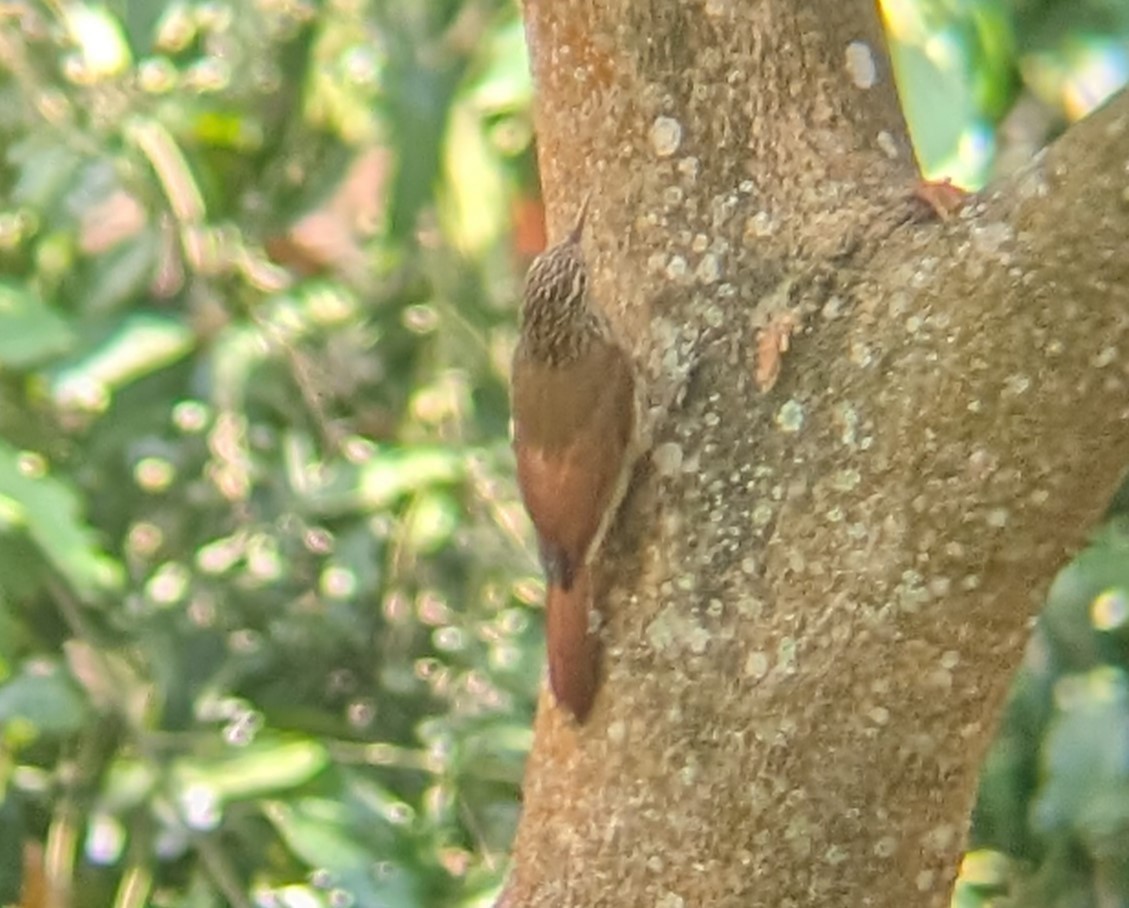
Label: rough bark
xmin=503 ymin=1 xmax=1129 ymax=906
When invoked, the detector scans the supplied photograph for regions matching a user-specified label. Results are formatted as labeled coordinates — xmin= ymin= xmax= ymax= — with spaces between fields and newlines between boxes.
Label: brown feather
xmin=511 ymin=338 xmax=634 ymax=584
xmin=512 ymin=335 xmax=634 ymax=721
xmin=546 ymin=568 xmax=599 ymax=722
xmin=510 ymin=199 xmax=635 ymax=722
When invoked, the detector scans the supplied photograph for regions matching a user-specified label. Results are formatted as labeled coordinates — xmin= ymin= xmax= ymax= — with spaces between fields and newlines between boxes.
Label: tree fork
xmin=504 ymin=1 xmax=1129 ymax=905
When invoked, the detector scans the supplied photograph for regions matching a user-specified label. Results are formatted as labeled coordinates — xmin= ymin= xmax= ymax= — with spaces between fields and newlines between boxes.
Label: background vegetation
xmin=0 ymin=1 xmax=1125 ymax=906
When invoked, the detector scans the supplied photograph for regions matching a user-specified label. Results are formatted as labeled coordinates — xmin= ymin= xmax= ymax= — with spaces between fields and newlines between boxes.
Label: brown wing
xmin=511 ymin=338 xmax=634 ymax=585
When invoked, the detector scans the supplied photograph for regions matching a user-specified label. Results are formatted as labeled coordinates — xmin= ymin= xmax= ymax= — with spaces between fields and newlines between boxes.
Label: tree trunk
xmin=503 ymin=1 xmax=1129 ymax=905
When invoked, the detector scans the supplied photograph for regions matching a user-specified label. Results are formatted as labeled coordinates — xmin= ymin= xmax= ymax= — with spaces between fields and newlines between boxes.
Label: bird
xmin=510 ymin=198 xmax=638 ymax=722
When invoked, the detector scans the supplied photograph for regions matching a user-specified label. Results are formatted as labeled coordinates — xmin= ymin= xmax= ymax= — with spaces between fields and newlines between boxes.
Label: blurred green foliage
xmin=0 ymin=1 xmax=541 ymax=906
xmin=958 ymin=521 xmax=1129 ymax=908
xmin=885 ymin=0 xmax=1129 ymax=186
xmin=0 ymin=1 xmax=1125 ymax=907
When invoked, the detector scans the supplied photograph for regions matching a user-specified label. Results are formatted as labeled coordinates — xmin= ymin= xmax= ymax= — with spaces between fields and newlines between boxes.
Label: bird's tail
xmin=546 ymin=566 xmax=600 ymax=722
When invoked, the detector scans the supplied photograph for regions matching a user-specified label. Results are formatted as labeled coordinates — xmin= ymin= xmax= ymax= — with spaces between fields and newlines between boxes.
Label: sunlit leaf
xmin=190 ymin=110 xmax=265 ymax=152
xmin=951 ymin=849 xmax=1012 ymax=908
xmin=65 ymin=3 xmax=132 ymax=79
xmin=440 ymin=103 xmax=506 ymax=255
xmin=172 ymin=738 xmax=329 ymax=802
xmin=404 ymin=491 xmax=459 ymax=553
xmin=360 ymin=448 xmax=462 ymax=509
xmin=96 ymin=757 xmax=158 ymax=813
xmin=50 ymin=313 xmax=194 ymax=407
xmin=209 ymin=324 xmax=270 ymax=411
xmin=886 ymin=30 xmax=992 ymax=186
xmin=468 ymin=17 xmax=533 ymax=116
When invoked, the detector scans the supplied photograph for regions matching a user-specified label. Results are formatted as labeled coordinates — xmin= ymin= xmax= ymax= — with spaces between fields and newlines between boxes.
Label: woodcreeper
xmin=511 ymin=199 xmax=638 ymax=722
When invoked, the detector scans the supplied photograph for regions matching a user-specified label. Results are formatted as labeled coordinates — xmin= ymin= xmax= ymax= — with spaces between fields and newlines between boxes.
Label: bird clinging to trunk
xmin=510 ymin=198 xmax=639 ymax=722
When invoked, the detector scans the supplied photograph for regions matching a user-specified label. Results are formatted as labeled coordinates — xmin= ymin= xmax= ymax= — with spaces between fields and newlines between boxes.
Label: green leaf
xmin=295 ymin=446 xmax=463 ymax=517
xmin=64 ymin=3 xmax=132 ymax=79
xmin=467 ymin=17 xmax=532 ymax=116
xmin=97 ymin=757 xmax=158 ymax=813
xmin=172 ymin=737 xmax=329 ymax=802
xmin=339 ymin=770 xmax=415 ymax=836
xmin=209 ymin=323 xmax=270 ymax=411
xmin=0 ymin=440 xmax=122 ymax=599
xmin=951 ymin=849 xmax=1012 ymax=908
xmin=264 ymin=797 xmax=421 ymax=908
xmin=439 ymin=102 xmax=506 ymax=255
xmin=0 ymin=659 xmax=89 ymax=738
xmin=0 ymin=594 xmax=27 ymax=667
xmin=49 ymin=313 xmax=194 ymax=405
xmin=0 ymin=281 xmax=75 ymax=368
xmin=81 ymin=227 xmax=159 ymax=314
xmin=1032 ymin=668 xmax=1129 ymax=841
xmin=8 ymin=139 xmax=82 ymax=211
xmin=359 ymin=447 xmax=462 ymax=509
xmin=404 ymin=491 xmax=459 ymax=553
xmin=0 ymin=794 xmax=25 ymax=904
xmin=1042 ymin=522 xmax=1129 ymax=670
